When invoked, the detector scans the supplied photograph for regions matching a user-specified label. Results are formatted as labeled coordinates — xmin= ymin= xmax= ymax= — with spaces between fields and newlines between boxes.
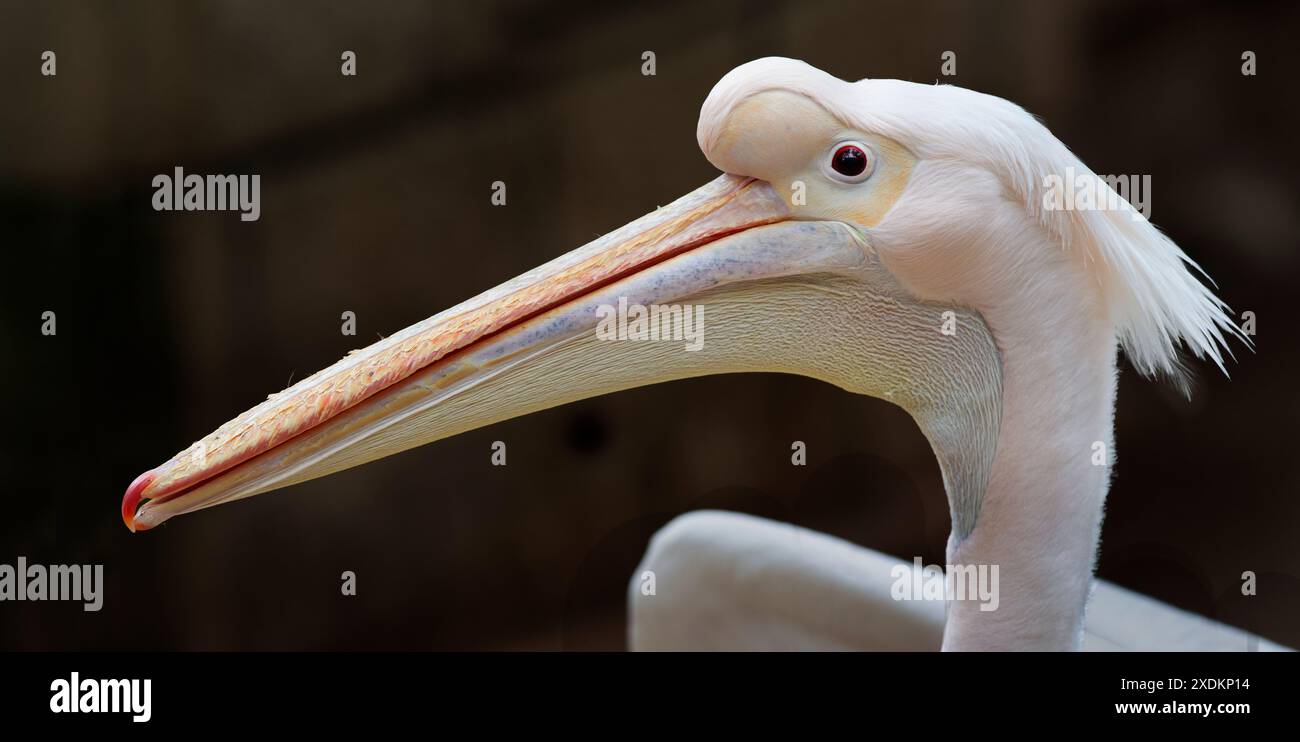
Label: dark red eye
xmin=831 ymin=144 xmax=868 ymax=177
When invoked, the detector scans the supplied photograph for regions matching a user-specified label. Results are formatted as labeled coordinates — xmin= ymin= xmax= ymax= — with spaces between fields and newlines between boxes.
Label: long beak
xmin=123 ymin=174 xmax=887 ymax=531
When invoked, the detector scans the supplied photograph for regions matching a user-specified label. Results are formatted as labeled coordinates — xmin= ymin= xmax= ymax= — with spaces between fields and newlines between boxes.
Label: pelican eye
xmin=828 ymin=142 xmax=872 ymax=182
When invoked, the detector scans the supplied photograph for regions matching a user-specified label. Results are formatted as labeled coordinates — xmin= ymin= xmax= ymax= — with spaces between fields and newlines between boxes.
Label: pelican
xmin=122 ymin=57 xmax=1251 ymax=651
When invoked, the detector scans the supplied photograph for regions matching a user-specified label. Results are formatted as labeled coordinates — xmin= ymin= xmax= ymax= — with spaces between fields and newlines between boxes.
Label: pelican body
xmin=123 ymin=58 xmax=1242 ymax=651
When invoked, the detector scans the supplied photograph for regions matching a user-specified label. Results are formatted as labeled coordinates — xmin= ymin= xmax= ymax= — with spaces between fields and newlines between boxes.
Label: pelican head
xmin=123 ymin=58 xmax=1241 ymax=650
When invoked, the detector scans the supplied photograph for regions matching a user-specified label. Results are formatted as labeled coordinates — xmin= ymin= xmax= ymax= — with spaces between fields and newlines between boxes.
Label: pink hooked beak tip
xmin=122 ymin=470 xmax=156 ymax=533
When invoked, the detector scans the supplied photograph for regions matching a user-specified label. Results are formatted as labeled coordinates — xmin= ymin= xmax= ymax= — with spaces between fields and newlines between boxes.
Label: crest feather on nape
xmin=936 ymin=89 xmax=1251 ymax=390
xmin=1050 ymin=178 xmax=1247 ymax=392
xmin=697 ymin=57 xmax=1247 ymax=390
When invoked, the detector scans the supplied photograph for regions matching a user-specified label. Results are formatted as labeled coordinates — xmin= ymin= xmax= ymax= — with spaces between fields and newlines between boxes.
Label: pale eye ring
xmin=826 ymin=141 xmax=875 ymax=183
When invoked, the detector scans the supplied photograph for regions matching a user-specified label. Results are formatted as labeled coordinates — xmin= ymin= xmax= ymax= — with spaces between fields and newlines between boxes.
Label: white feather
xmin=699 ymin=57 xmax=1246 ymax=384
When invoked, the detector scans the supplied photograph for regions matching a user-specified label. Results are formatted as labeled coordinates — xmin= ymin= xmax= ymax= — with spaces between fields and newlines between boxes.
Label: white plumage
xmin=699 ymin=57 xmax=1244 ymax=383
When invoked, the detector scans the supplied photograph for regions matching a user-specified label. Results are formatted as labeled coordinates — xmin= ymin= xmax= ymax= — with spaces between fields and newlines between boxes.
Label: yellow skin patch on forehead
xmin=705 ymin=90 xmax=916 ymax=228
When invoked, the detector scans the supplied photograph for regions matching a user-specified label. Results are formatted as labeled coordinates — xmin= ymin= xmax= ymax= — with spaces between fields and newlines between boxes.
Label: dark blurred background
xmin=1 ymin=0 xmax=1296 ymax=650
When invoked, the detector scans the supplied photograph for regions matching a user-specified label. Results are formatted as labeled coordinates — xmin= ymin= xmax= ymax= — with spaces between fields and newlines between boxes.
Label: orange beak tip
xmin=122 ymin=470 xmax=156 ymax=533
